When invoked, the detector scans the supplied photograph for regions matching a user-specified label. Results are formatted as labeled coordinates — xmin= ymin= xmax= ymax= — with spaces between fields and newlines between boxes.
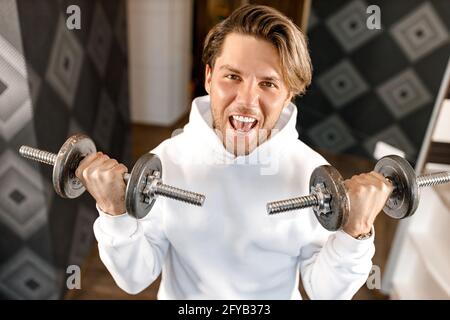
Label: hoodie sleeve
xmin=93 ymin=201 xmax=169 ymax=295
xmin=299 ymin=210 xmax=375 ymax=300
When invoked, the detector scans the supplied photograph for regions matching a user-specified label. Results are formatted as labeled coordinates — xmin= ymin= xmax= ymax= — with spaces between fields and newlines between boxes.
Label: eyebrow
xmin=219 ymin=64 xmax=281 ymax=83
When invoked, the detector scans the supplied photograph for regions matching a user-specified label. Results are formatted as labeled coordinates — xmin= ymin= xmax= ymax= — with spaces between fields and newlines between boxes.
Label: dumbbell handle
xmin=19 ymin=145 xmax=205 ymax=207
xmin=416 ymin=172 xmax=450 ymax=187
xmin=267 ymin=171 xmax=450 ymax=215
xmin=122 ymin=173 xmax=205 ymax=206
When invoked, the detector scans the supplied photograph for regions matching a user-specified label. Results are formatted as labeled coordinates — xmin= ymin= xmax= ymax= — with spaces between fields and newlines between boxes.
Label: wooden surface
xmin=65 ymin=247 xmax=161 ymax=300
xmin=66 ymin=123 xmax=395 ymax=300
xmin=427 ymin=142 xmax=450 ymax=165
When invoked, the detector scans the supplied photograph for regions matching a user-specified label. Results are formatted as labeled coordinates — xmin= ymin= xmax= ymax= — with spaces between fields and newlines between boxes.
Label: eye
xmin=225 ymin=74 xmax=241 ymax=81
xmin=260 ymin=81 xmax=277 ymax=89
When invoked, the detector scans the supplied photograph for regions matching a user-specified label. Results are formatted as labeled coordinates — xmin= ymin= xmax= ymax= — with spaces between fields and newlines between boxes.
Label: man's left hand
xmin=343 ymin=172 xmax=393 ymax=238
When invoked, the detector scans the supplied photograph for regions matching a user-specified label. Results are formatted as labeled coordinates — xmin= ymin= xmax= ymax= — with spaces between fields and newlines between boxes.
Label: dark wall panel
xmin=0 ymin=0 xmax=130 ymax=299
xmin=298 ymin=0 xmax=450 ymax=164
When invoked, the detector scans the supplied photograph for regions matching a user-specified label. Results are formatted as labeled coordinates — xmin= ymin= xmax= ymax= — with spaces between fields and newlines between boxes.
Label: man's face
xmin=205 ymin=33 xmax=293 ymax=156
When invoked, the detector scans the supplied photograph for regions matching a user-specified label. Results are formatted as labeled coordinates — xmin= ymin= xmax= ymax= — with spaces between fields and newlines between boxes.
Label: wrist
xmin=353 ymin=229 xmax=373 ymax=240
xmin=98 ymin=203 xmax=126 ymax=216
xmin=343 ymin=224 xmax=372 ymax=239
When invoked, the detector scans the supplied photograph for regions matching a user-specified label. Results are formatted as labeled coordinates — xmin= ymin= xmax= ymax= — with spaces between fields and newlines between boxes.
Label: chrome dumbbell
xmin=267 ymin=155 xmax=450 ymax=231
xmin=19 ymin=134 xmax=206 ymax=219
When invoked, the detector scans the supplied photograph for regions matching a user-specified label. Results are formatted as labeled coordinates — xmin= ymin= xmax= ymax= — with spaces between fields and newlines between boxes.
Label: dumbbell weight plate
xmin=309 ymin=165 xmax=349 ymax=231
xmin=374 ymin=155 xmax=419 ymax=219
xmin=125 ymin=153 xmax=162 ymax=219
xmin=53 ymin=134 xmax=97 ymax=198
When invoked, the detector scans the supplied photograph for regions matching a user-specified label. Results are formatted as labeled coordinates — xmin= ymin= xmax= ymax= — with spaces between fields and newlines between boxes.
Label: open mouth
xmin=229 ymin=115 xmax=258 ymax=133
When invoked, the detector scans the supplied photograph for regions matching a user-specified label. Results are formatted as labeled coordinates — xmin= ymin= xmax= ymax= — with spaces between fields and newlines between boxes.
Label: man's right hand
xmin=75 ymin=152 xmax=129 ymax=216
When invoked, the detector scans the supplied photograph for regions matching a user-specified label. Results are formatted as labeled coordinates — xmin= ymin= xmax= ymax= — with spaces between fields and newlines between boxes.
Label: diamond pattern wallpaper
xmin=298 ymin=0 xmax=450 ymax=163
xmin=0 ymin=0 xmax=130 ymax=299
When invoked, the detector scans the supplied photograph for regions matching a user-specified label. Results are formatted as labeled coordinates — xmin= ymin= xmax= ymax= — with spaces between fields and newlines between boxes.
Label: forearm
xmin=300 ymin=228 xmax=375 ymax=300
xmin=93 ymin=205 xmax=168 ymax=294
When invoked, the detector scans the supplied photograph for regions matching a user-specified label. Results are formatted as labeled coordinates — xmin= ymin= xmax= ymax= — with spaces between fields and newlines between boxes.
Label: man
xmin=76 ymin=5 xmax=392 ymax=299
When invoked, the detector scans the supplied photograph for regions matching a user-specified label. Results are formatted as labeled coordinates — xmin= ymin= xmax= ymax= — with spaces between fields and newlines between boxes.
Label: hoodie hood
xmin=182 ymin=95 xmax=299 ymax=165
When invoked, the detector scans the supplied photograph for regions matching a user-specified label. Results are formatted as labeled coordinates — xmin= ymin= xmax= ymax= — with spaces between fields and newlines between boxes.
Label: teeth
xmin=232 ymin=115 xmax=256 ymax=123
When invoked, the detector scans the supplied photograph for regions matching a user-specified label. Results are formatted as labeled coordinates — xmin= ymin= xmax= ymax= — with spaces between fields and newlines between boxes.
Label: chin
xmin=223 ymin=131 xmax=260 ymax=156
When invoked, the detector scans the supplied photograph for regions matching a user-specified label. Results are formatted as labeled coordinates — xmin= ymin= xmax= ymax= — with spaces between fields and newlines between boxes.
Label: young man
xmin=76 ymin=5 xmax=392 ymax=299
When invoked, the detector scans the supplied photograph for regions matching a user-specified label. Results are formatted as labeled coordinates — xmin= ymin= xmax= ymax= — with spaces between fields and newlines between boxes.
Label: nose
xmin=236 ymin=79 xmax=259 ymax=106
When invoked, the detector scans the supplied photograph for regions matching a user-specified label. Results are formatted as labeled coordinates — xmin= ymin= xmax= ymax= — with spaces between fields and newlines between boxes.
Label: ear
xmin=204 ymin=64 xmax=212 ymax=94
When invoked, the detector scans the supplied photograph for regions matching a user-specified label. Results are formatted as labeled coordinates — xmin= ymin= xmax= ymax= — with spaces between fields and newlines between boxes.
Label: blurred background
xmin=0 ymin=0 xmax=449 ymax=300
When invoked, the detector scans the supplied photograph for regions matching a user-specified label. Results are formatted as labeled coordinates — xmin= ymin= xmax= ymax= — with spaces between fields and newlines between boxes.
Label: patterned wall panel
xmin=0 ymin=0 xmax=130 ymax=299
xmin=298 ymin=0 xmax=450 ymax=163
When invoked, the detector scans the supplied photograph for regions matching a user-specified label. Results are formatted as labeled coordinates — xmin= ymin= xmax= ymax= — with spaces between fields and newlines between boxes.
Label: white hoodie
xmin=93 ymin=95 xmax=375 ymax=300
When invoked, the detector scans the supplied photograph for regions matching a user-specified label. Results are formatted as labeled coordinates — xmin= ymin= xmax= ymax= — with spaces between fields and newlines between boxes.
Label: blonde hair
xmin=202 ymin=4 xmax=312 ymax=96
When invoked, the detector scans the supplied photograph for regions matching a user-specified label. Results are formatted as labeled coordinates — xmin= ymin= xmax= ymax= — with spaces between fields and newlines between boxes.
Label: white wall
xmin=432 ymin=99 xmax=450 ymax=143
xmin=127 ymin=0 xmax=193 ymax=125
xmin=381 ymin=59 xmax=450 ymax=298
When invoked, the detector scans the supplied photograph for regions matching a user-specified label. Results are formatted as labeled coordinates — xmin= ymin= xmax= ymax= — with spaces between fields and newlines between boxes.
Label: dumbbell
xmin=18 ymin=134 xmax=206 ymax=219
xmin=266 ymin=155 xmax=450 ymax=231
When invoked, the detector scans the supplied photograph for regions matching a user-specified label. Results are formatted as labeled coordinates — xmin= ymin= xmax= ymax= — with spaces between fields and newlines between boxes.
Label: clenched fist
xmin=75 ymin=152 xmax=128 ymax=216
xmin=343 ymin=171 xmax=393 ymax=238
